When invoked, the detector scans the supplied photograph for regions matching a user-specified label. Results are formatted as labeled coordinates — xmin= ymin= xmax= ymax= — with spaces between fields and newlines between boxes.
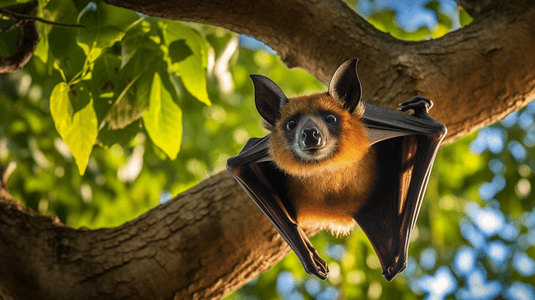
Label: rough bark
xmin=455 ymin=0 xmax=499 ymax=18
xmin=0 ymin=172 xmax=290 ymax=300
xmin=2 ymin=0 xmax=535 ymax=299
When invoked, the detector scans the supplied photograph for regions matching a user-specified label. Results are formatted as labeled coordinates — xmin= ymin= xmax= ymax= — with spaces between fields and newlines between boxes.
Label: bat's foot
xmin=399 ymin=96 xmax=433 ymax=116
xmin=382 ymin=260 xmax=407 ymax=281
xmin=310 ymin=252 xmax=329 ymax=280
xmin=302 ymin=238 xmax=329 ymax=280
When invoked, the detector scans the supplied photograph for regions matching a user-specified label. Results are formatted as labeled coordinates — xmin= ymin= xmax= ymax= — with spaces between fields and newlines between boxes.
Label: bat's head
xmin=251 ymin=59 xmax=370 ymax=177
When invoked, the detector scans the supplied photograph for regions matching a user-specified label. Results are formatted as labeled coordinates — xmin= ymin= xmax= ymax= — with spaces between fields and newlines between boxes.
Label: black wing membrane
xmin=227 ymin=137 xmax=329 ymax=279
xmin=357 ymin=100 xmax=446 ymax=281
xmin=227 ymin=98 xmax=446 ymax=281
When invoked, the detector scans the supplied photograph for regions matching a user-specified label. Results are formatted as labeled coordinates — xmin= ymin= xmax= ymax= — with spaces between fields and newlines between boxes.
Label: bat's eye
xmin=286 ymin=120 xmax=297 ymax=131
xmin=325 ymin=114 xmax=337 ymax=124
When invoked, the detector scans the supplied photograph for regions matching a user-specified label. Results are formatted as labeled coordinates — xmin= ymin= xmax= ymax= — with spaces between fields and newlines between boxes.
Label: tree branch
xmin=0 ymin=7 xmax=84 ymax=28
xmin=455 ymin=0 xmax=500 ymax=19
xmin=107 ymin=0 xmax=535 ymax=144
xmin=0 ymin=172 xmax=293 ymax=299
xmin=0 ymin=2 xmax=40 ymax=74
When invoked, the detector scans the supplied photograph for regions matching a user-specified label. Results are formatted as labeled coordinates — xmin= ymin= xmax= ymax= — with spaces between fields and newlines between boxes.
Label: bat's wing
xmin=356 ymin=97 xmax=447 ymax=281
xmin=227 ymin=136 xmax=329 ymax=279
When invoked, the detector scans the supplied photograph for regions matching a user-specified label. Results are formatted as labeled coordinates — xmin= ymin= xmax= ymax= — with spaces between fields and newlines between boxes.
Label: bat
xmin=227 ymin=58 xmax=446 ymax=281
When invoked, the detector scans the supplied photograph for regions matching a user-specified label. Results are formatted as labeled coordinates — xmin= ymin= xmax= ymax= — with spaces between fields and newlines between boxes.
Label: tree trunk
xmin=2 ymin=0 xmax=535 ymax=299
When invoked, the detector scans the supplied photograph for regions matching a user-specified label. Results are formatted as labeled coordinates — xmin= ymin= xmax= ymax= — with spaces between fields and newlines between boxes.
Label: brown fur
xmin=268 ymin=93 xmax=376 ymax=235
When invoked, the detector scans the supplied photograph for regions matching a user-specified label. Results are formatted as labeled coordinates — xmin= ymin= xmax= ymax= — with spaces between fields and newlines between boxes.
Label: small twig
xmin=0 ymin=162 xmax=17 ymax=189
xmin=0 ymin=2 xmax=40 ymax=73
xmin=0 ymin=7 xmax=84 ymax=28
xmin=0 ymin=18 xmax=25 ymax=33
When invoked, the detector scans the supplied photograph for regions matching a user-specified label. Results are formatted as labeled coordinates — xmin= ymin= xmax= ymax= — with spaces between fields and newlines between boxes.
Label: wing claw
xmin=399 ymin=96 xmax=433 ymax=115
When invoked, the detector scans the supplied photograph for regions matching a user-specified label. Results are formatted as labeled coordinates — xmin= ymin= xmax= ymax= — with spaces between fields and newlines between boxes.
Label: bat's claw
xmin=399 ymin=96 xmax=433 ymax=115
xmin=314 ymin=255 xmax=329 ymax=279
xmin=382 ymin=260 xmax=407 ymax=281
xmin=304 ymin=251 xmax=329 ymax=280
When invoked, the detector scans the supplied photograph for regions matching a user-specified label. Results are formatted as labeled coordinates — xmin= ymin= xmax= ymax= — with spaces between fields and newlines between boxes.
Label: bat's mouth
xmin=294 ymin=141 xmax=337 ymax=162
xmin=300 ymin=142 xmax=326 ymax=152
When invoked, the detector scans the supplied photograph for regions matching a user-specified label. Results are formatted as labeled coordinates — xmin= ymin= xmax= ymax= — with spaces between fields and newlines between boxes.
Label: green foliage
xmin=368 ymin=10 xmax=432 ymax=41
xmin=11 ymin=0 xmax=216 ymax=175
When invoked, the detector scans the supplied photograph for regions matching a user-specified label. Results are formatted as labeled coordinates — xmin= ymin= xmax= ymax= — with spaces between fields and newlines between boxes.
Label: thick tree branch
xmin=107 ymin=0 xmax=535 ymax=144
xmin=0 ymin=172 xmax=291 ymax=299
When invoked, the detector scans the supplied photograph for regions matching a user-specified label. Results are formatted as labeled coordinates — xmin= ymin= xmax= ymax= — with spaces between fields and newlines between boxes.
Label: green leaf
xmin=50 ymin=83 xmax=74 ymax=135
xmin=142 ymin=72 xmax=182 ymax=160
xmin=0 ymin=18 xmax=19 ymax=56
xmin=33 ymin=23 xmax=49 ymax=65
xmin=44 ymin=0 xmax=85 ymax=77
xmin=50 ymin=82 xmax=98 ymax=175
xmin=48 ymin=26 xmax=86 ymax=80
xmin=104 ymin=71 xmax=152 ymax=130
xmin=437 ymin=12 xmax=452 ymax=29
xmin=77 ymin=2 xmax=140 ymax=61
xmin=121 ymin=20 xmax=161 ymax=68
xmin=168 ymin=40 xmax=194 ymax=63
xmin=120 ymin=46 xmax=161 ymax=77
xmin=92 ymin=49 xmax=158 ymax=130
xmin=43 ymin=0 xmax=79 ymax=25
xmin=97 ymin=120 xmax=140 ymax=148
xmin=460 ymin=8 xmax=474 ymax=28
xmin=90 ymin=52 xmax=121 ymax=122
xmin=161 ymin=21 xmax=211 ymax=106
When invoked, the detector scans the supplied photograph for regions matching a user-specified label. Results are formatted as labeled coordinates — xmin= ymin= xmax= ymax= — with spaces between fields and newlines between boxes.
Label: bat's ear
xmin=250 ymin=75 xmax=288 ymax=126
xmin=328 ymin=58 xmax=362 ymax=114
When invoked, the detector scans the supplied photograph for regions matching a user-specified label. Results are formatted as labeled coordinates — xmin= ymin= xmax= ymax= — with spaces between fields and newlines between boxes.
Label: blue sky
xmin=356 ymin=0 xmax=461 ymax=32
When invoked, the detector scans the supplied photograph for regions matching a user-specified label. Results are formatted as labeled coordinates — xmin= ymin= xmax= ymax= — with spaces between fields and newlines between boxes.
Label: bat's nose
xmin=303 ymin=128 xmax=320 ymax=145
xmin=301 ymin=128 xmax=324 ymax=150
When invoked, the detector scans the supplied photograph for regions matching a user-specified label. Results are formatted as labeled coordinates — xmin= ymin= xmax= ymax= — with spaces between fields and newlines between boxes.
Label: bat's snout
xmin=300 ymin=127 xmax=325 ymax=150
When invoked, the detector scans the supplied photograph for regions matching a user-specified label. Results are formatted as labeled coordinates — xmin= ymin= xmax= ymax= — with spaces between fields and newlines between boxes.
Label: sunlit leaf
xmin=432 ymin=24 xmax=451 ymax=39
xmin=77 ymin=2 xmax=140 ymax=61
xmin=460 ymin=8 xmax=474 ymax=28
xmin=33 ymin=23 xmax=49 ymax=65
xmin=161 ymin=20 xmax=211 ymax=106
xmin=50 ymin=82 xmax=98 ymax=175
xmin=142 ymin=72 xmax=182 ymax=160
